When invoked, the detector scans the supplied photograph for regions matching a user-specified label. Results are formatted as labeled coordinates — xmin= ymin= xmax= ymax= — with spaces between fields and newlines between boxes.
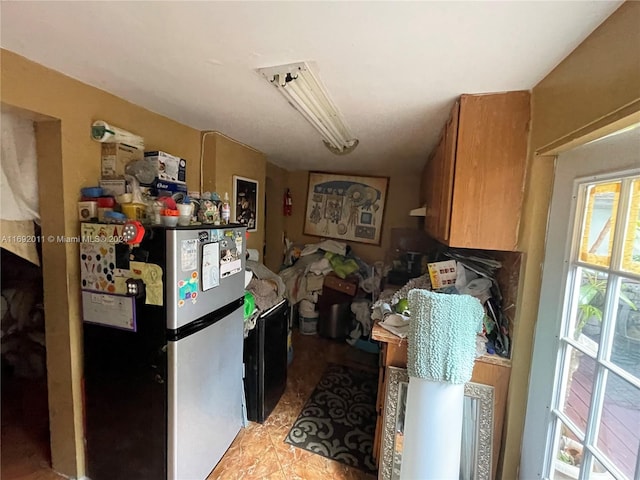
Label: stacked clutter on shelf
xmin=93 ymin=121 xmax=147 ymax=221
xmin=373 ymin=247 xmax=512 ymax=359
xmin=442 ymin=249 xmax=511 ymax=357
xmin=82 ymin=120 xmax=233 ymax=227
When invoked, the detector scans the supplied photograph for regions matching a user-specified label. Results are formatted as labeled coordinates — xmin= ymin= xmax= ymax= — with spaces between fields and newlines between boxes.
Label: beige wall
xmin=201 ymin=133 xmax=217 ymax=193
xmin=530 ymin=3 xmax=640 ymax=153
xmin=260 ymin=163 xmax=422 ymax=272
xmin=202 ymin=132 xmax=267 ymax=256
xmin=1 ymin=49 xmax=202 ymax=477
xmin=284 ymin=170 xmax=420 ymax=265
xmin=502 ymin=3 xmax=640 ymax=479
xmin=262 ymin=165 xmax=422 ymax=272
xmin=265 ymin=162 xmax=288 ymax=272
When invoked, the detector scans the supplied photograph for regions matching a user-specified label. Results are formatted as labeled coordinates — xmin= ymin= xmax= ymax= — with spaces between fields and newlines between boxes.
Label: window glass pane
xmin=590 ymin=457 xmax=616 ymax=480
xmin=550 ymin=425 xmax=618 ymax=480
xmin=560 ymin=346 xmax=596 ymax=435
xmin=612 ymin=277 xmax=640 ymax=380
xmin=621 ymin=178 xmax=640 ymax=275
xmin=596 ymin=370 xmax=640 ymax=479
xmin=569 ymin=268 xmax=608 ymax=347
xmin=578 ymin=182 xmax=621 ymax=268
xmin=552 ymin=422 xmax=585 ymax=480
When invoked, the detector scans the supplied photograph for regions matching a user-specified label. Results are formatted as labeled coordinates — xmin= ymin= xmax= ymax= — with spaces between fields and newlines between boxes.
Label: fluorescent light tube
xmin=257 ymin=62 xmax=358 ymax=154
xmin=286 ymin=81 xmax=346 ymax=147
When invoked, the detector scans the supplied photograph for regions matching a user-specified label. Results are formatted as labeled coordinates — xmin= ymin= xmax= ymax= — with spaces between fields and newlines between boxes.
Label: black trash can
xmin=318 ymin=302 xmax=352 ymax=339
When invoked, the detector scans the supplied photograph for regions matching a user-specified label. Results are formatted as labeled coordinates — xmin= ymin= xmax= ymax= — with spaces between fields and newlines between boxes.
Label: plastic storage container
xmin=299 ymin=310 xmax=319 ymax=335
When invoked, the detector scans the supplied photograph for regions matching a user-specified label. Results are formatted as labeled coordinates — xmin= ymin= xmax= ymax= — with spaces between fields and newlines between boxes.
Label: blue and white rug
xmin=285 ymin=363 xmax=378 ymax=473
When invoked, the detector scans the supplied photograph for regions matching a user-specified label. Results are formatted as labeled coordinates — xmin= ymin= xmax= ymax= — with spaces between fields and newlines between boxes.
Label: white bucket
xmin=299 ymin=311 xmax=319 ymax=335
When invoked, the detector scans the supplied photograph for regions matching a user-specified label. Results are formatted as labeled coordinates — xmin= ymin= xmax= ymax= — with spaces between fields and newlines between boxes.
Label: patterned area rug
xmin=285 ymin=363 xmax=378 ymax=473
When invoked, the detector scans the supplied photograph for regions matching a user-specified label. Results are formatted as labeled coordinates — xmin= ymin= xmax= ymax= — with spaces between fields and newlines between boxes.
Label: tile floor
xmin=2 ymin=330 xmax=379 ymax=480
xmin=1 ymin=376 xmax=61 ymax=480
xmin=208 ymin=330 xmax=378 ymax=480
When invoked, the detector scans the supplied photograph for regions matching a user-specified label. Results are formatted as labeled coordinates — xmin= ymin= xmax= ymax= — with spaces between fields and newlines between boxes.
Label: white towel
xmin=379 ymin=313 xmax=411 ymax=338
xmin=408 ymin=289 xmax=484 ymax=384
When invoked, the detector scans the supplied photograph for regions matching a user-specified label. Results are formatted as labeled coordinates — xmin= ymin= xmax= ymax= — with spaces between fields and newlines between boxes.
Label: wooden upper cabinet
xmin=424 ymin=131 xmax=444 ymax=238
xmin=423 ymin=91 xmax=530 ymax=251
xmin=438 ymin=101 xmax=459 ymax=242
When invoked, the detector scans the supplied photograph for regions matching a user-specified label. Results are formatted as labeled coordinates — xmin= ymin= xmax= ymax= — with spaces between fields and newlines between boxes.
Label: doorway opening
xmin=1 ymin=245 xmax=50 ymax=476
xmin=1 ymin=107 xmax=52 ymax=477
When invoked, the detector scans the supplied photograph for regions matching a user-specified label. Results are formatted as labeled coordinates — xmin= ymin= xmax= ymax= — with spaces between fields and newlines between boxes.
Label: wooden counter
xmin=371 ymin=322 xmax=511 ymax=478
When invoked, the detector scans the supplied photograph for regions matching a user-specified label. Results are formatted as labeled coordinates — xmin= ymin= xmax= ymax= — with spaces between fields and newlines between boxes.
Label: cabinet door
xmin=424 ymin=131 xmax=446 ymax=241
xmin=449 ymin=92 xmax=530 ymax=250
xmin=437 ymin=101 xmax=459 ymax=242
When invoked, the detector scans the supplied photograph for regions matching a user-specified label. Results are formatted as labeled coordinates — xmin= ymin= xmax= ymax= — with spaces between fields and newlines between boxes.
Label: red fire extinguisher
xmin=283 ymin=188 xmax=292 ymax=216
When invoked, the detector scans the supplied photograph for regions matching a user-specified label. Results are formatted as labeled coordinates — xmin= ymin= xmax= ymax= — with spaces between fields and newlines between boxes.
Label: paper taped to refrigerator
xmin=221 ymin=259 xmax=241 ymax=278
xmin=129 ymin=261 xmax=164 ymax=306
xmin=181 ymin=239 xmax=198 ymax=271
xmin=202 ymin=242 xmax=220 ymax=291
xmin=82 ymin=291 xmax=136 ymax=331
xmin=80 ymin=242 xmax=116 ymax=293
xmin=220 ymin=242 xmax=241 ymax=278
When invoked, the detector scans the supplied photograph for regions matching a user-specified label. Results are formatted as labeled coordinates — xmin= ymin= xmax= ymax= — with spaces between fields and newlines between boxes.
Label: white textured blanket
xmin=407 ymin=289 xmax=484 ymax=384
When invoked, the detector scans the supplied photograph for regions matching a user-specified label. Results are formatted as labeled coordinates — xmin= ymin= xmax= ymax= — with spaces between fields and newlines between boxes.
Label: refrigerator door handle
xmin=151 ymin=344 xmax=168 ymax=384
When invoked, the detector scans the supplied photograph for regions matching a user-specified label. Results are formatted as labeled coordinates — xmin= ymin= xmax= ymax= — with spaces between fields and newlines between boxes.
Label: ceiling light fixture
xmin=257 ymin=62 xmax=359 ymax=155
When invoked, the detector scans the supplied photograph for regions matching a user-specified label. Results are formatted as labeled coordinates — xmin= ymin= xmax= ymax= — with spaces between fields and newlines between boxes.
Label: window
xmin=522 ymin=125 xmax=640 ymax=480
xmin=550 ymin=176 xmax=639 ymax=479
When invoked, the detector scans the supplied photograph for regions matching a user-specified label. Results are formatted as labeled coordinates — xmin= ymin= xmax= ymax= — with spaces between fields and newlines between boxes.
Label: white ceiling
xmin=0 ymin=1 xmax=622 ymax=173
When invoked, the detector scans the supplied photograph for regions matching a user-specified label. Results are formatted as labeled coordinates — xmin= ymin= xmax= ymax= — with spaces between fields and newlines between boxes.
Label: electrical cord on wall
xmin=199 ymin=131 xmax=216 ymax=195
xmin=199 ymin=130 xmax=263 ymax=195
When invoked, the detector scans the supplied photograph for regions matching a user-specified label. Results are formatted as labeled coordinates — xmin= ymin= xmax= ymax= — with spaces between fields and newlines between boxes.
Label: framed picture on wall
xmin=232 ymin=175 xmax=258 ymax=232
xmin=304 ymin=171 xmax=389 ymax=245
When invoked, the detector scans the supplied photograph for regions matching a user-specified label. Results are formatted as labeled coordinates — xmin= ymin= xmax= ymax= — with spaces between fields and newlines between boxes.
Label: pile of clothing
xmin=243 ymin=257 xmax=286 ymax=337
xmin=279 ymin=239 xmax=383 ymax=339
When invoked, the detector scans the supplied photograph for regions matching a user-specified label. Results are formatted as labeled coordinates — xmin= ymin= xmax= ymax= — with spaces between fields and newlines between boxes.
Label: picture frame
xmin=380 ymin=367 xmax=493 ymax=480
xmin=232 ymin=175 xmax=258 ymax=232
xmin=304 ymin=171 xmax=389 ymax=245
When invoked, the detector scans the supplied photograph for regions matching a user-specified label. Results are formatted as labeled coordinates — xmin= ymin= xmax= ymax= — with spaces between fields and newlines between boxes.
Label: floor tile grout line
xmin=264 ymin=420 xmax=287 ymax=477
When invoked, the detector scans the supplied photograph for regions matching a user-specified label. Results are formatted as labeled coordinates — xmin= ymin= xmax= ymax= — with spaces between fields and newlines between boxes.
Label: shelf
xmin=371 ymin=322 xmax=511 ymax=367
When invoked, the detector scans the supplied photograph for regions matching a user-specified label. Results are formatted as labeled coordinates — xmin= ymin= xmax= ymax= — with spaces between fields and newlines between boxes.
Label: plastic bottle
xmin=221 ymin=192 xmax=231 ymax=224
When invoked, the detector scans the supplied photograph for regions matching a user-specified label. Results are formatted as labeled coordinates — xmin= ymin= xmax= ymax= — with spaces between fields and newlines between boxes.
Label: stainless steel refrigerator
xmin=82 ymin=224 xmax=246 ymax=480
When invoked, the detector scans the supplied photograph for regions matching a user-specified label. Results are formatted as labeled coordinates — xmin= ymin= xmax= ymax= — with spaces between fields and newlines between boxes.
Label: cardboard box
xmin=147 ymin=178 xmax=188 ymax=197
xmin=78 ymin=201 xmax=98 ymax=221
xmin=99 ymin=178 xmax=127 ymax=196
xmin=144 ymin=151 xmax=186 ymax=183
xmin=101 ymin=143 xmax=143 ymax=178
xmin=427 ymin=260 xmax=457 ymax=289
